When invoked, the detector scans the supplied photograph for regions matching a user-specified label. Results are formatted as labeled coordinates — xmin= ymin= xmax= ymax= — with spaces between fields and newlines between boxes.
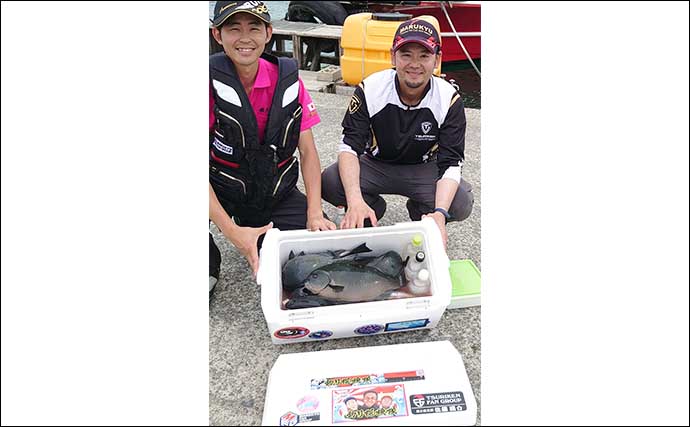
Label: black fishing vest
xmin=209 ymin=53 xmax=303 ymax=225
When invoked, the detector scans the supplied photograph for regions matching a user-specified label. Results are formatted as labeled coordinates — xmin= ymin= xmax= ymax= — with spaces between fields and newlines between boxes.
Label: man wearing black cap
xmin=209 ymin=1 xmax=335 ymax=294
xmin=321 ymin=18 xmax=474 ymax=247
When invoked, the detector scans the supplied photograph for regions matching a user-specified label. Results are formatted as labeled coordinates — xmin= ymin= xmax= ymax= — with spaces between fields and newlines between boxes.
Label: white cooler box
xmin=257 ymin=218 xmax=451 ymax=344
xmin=262 ymin=340 xmax=477 ymax=426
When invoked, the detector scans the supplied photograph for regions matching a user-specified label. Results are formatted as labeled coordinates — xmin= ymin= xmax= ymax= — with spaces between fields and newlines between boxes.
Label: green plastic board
xmin=450 ymin=259 xmax=481 ymax=297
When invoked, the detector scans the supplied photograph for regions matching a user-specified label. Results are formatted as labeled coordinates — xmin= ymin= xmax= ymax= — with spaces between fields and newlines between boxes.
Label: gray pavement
xmin=209 ymin=91 xmax=481 ymax=425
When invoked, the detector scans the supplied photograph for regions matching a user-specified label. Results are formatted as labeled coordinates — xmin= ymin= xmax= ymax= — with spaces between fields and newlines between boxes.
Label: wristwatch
xmin=433 ymin=207 xmax=451 ymax=222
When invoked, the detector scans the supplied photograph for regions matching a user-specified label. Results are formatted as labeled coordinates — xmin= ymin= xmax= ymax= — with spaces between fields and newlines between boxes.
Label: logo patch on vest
xmin=213 ymin=138 xmax=233 ymax=156
xmin=421 ymin=121 xmax=432 ymax=134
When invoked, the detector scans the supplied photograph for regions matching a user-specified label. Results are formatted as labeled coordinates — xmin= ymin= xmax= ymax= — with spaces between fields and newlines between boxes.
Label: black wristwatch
xmin=433 ymin=207 xmax=451 ymax=222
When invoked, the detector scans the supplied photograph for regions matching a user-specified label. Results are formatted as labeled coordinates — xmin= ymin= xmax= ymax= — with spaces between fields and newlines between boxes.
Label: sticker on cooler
xmin=332 ymin=384 xmax=409 ymax=423
xmin=298 ymin=412 xmax=320 ymax=423
xmin=385 ymin=318 xmax=430 ymax=332
xmin=310 ymin=370 xmax=425 ymax=390
xmin=409 ymin=391 xmax=467 ymax=415
xmin=274 ymin=327 xmax=309 ymax=339
xmin=279 ymin=411 xmax=299 ymax=426
xmin=354 ymin=324 xmax=384 ymax=335
xmin=308 ymin=330 xmax=333 ymax=339
xmin=296 ymin=395 xmax=320 ymax=413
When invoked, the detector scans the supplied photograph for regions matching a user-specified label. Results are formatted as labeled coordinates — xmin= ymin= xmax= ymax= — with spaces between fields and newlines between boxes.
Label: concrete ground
xmin=209 ymin=91 xmax=481 ymax=425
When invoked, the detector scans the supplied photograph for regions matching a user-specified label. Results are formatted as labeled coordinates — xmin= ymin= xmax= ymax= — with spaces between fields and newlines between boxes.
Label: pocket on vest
xmin=214 ymin=110 xmax=245 ymax=160
xmin=271 ymin=157 xmax=298 ymax=201
xmin=210 ymin=167 xmax=248 ymax=205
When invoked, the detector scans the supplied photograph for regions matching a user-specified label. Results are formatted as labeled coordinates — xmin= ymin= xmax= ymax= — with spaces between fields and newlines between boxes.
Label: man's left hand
xmin=423 ymin=211 xmax=448 ymax=249
xmin=307 ymin=214 xmax=337 ymax=231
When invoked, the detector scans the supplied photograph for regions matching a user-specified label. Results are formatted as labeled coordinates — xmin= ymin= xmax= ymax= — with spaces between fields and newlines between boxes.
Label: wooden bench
xmin=269 ymin=20 xmax=343 ymax=70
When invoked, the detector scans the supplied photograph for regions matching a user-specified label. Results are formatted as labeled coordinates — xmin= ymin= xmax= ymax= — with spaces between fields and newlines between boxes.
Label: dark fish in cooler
xmin=299 ymin=263 xmax=404 ymax=303
xmin=281 ymin=243 xmax=372 ymax=291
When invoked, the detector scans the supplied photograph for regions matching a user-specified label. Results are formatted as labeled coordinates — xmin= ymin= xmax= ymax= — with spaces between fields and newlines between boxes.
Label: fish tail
xmin=339 ymin=243 xmax=372 ymax=257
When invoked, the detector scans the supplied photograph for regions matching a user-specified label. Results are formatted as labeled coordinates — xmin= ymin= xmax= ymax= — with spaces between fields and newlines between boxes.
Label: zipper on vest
xmin=269 ymin=144 xmax=278 ymax=175
xmin=272 ymin=157 xmax=297 ymax=196
xmin=281 ymin=105 xmax=302 ymax=148
xmin=218 ymin=170 xmax=246 ymax=195
xmin=217 ymin=110 xmax=245 ymax=148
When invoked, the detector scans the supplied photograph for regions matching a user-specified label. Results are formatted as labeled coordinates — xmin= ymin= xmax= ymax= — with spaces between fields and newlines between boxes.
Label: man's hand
xmin=307 ymin=213 xmax=337 ymax=231
xmin=224 ymin=222 xmax=273 ymax=278
xmin=341 ymin=199 xmax=378 ymax=229
xmin=423 ymin=212 xmax=448 ymax=249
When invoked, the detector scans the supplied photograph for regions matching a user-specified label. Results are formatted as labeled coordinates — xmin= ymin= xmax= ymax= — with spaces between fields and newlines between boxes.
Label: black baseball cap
xmin=391 ymin=18 xmax=441 ymax=54
xmin=213 ymin=1 xmax=271 ymax=28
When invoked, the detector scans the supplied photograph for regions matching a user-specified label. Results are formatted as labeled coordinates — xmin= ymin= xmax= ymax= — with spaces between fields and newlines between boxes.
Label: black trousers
xmin=321 ymin=155 xmax=474 ymax=222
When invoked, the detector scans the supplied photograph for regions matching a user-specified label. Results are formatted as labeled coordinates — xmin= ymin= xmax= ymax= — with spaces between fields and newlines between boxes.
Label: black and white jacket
xmin=340 ymin=69 xmax=466 ymax=181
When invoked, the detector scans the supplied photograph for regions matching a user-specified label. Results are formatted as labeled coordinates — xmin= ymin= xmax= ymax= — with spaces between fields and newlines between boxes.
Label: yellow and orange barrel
xmin=340 ymin=13 xmax=442 ymax=86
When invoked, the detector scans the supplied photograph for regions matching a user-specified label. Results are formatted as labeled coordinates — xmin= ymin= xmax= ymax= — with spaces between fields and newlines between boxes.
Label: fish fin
xmin=329 ymin=284 xmax=346 ymax=293
xmin=376 ymin=289 xmax=413 ymax=300
xmin=286 ymin=296 xmax=336 ymax=309
xmin=366 ymin=252 xmax=404 ymax=277
xmin=350 ymin=255 xmax=376 ymax=266
xmin=289 ymin=250 xmax=295 ymax=260
xmin=338 ymin=243 xmax=372 ymax=257
xmin=291 ymin=286 xmax=313 ymax=298
xmin=374 ymin=291 xmax=394 ymax=301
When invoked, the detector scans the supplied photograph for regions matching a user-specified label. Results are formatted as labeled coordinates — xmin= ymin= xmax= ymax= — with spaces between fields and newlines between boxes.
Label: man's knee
xmin=321 ymin=163 xmax=343 ymax=204
xmin=449 ymin=190 xmax=474 ymax=222
xmin=406 ymin=199 xmax=427 ymax=221
xmin=370 ymin=196 xmax=387 ymax=220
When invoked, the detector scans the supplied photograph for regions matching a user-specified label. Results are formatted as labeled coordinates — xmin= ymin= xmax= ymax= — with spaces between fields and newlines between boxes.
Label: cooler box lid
xmin=262 ymin=341 xmax=477 ymax=426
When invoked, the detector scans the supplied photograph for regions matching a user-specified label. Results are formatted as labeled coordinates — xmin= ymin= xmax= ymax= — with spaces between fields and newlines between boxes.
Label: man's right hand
xmin=340 ymin=200 xmax=378 ymax=229
xmin=224 ymin=222 xmax=273 ymax=278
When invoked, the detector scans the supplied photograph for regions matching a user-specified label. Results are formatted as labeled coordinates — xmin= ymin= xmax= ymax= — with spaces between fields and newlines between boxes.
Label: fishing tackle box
xmin=257 ymin=218 xmax=451 ymax=344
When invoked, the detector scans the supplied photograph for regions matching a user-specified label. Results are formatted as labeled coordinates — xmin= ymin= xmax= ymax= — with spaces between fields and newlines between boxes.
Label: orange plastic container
xmin=340 ymin=13 xmax=442 ymax=86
